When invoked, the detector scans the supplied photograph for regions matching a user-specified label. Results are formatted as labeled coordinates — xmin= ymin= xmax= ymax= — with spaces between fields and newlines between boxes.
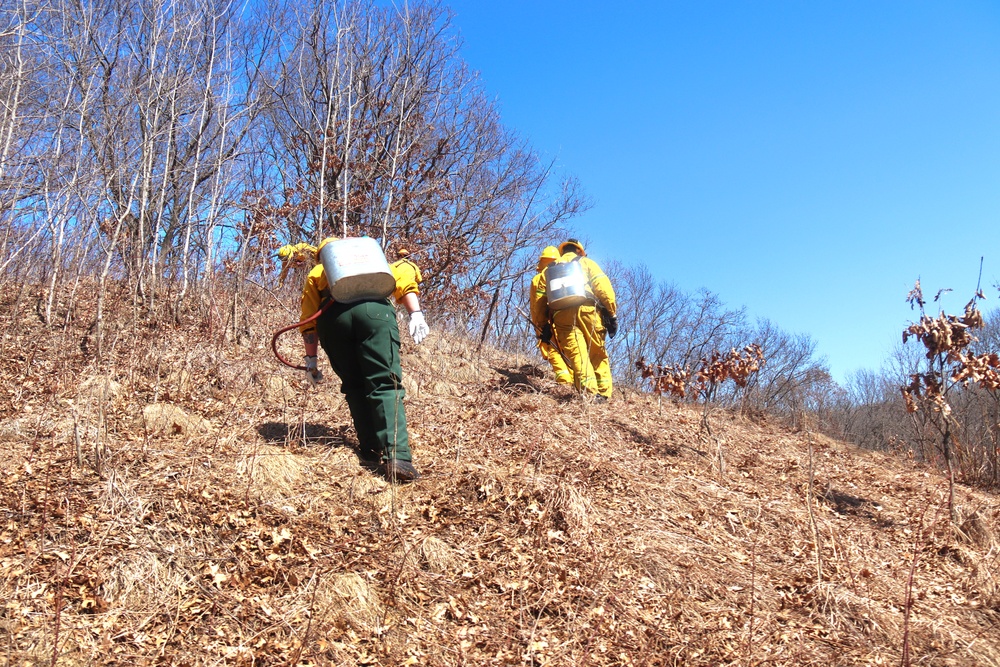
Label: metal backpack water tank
xmin=544 ymin=259 xmax=592 ymax=310
xmin=319 ymin=237 xmax=396 ymax=303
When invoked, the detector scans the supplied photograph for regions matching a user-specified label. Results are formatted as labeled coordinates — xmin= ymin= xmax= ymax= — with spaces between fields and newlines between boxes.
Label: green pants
xmin=316 ymin=299 xmax=411 ymax=463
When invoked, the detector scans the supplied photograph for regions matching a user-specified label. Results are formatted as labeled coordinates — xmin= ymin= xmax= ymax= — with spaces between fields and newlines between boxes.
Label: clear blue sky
xmin=444 ymin=0 xmax=1000 ymax=384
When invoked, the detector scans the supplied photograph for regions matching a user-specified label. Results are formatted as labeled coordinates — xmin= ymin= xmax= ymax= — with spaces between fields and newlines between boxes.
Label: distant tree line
xmin=603 ymin=262 xmax=1000 ymax=491
xmin=605 ymin=261 xmax=838 ymax=422
xmin=830 ymin=301 xmax=1000 ymax=492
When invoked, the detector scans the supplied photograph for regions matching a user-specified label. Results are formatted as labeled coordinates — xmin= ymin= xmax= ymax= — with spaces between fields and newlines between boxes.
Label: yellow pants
xmin=538 ymin=340 xmax=573 ymax=385
xmin=551 ymin=305 xmax=612 ymax=397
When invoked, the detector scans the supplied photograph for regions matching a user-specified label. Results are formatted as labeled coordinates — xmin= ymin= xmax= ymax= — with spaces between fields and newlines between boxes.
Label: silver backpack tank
xmin=319 ymin=237 xmax=396 ymax=303
xmin=544 ymin=259 xmax=592 ymax=310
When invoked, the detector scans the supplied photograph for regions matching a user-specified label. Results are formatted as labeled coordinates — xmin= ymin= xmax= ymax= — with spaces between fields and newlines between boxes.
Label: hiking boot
xmin=358 ymin=456 xmax=381 ymax=473
xmin=593 ymin=394 xmax=608 ymax=404
xmin=381 ymin=459 xmax=421 ymax=484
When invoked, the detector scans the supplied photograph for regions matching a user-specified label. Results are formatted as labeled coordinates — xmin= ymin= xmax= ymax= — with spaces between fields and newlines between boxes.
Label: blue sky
xmin=444 ymin=0 xmax=1000 ymax=384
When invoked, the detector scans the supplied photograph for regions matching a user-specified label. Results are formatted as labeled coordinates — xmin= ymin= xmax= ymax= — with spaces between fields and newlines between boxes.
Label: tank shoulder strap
xmin=573 ymin=256 xmax=597 ymax=297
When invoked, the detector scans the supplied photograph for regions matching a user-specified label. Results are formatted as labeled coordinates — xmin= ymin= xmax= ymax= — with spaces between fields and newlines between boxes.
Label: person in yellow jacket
xmin=277 ymin=242 xmax=318 ymax=286
xmin=530 ymin=238 xmax=617 ymax=400
xmin=299 ymin=238 xmax=429 ymax=483
xmin=389 ymin=247 xmax=423 ymax=295
xmin=530 ymin=246 xmax=574 ymax=385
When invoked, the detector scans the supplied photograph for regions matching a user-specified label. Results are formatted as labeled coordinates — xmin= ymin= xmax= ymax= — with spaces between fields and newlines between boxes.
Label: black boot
xmin=381 ymin=459 xmax=421 ymax=484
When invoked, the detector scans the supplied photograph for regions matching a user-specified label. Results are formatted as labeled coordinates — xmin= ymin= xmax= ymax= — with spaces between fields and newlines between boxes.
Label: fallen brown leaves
xmin=1 ymin=282 xmax=999 ymax=666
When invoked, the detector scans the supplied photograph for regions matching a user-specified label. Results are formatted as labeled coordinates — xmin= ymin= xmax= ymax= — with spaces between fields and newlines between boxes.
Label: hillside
xmin=1 ymin=284 xmax=999 ymax=666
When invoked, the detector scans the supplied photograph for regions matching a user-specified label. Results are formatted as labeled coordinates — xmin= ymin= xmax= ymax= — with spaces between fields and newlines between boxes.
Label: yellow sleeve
xmin=583 ymin=258 xmax=616 ymax=316
xmin=390 ymin=259 xmax=422 ymax=302
xmin=279 ymin=242 xmax=317 ymax=262
xmin=529 ymin=271 xmax=549 ymax=327
xmin=299 ymin=264 xmax=328 ymax=334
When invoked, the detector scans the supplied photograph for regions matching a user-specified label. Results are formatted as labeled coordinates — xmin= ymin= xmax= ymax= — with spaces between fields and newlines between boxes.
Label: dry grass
xmin=1 ymin=282 xmax=1000 ymax=665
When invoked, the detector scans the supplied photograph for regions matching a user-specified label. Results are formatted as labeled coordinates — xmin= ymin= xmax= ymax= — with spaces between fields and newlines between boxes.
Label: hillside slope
xmin=1 ymin=286 xmax=999 ymax=666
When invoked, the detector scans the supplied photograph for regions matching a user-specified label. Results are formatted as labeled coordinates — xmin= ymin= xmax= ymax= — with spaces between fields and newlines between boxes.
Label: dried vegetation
xmin=2 ymin=283 xmax=1000 ymax=666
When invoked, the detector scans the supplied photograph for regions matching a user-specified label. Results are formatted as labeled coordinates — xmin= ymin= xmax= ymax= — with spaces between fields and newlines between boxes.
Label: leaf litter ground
xmin=1 ymin=284 xmax=999 ymax=666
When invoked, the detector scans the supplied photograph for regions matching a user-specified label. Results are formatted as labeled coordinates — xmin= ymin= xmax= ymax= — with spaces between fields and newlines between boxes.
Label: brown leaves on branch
xmin=901 ymin=373 xmax=948 ymax=415
xmin=905 ymin=279 xmax=925 ymax=311
xmin=901 ymin=297 xmax=983 ymax=360
xmin=697 ymin=344 xmax=765 ymax=390
xmin=900 ymin=283 xmax=994 ymax=414
xmin=951 ymin=352 xmax=1000 ymax=390
xmin=637 ymin=344 xmax=764 ymax=400
xmin=636 ymin=361 xmax=689 ymax=399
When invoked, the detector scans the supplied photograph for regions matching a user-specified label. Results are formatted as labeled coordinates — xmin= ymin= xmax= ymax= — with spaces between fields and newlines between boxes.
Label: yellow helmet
xmin=537 ymin=245 xmax=560 ymax=271
xmin=558 ymin=238 xmax=586 ymax=256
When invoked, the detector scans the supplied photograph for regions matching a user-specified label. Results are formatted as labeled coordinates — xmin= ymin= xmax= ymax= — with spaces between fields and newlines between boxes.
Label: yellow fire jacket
xmin=299 ymin=258 xmax=422 ymax=335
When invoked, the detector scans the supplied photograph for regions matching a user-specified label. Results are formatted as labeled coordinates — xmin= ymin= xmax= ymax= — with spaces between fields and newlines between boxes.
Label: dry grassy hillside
xmin=1 ymin=284 xmax=999 ymax=666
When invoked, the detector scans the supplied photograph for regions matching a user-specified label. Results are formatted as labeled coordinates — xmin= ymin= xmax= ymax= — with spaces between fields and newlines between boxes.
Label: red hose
xmin=271 ymin=300 xmax=333 ymax=370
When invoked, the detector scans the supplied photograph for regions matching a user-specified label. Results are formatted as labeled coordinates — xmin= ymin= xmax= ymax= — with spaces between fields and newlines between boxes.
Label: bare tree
xmin=1 ymin=0 xmax=591 ymax=358
xmin=738 ymin=319 xmax=834 ymax=426
xmin=248 ymin=0 xmax=584 ymax=330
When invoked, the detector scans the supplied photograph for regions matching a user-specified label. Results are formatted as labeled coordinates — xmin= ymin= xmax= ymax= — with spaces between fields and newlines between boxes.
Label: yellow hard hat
xmin=537 ymin=245 xmax=560 ymax=271
xmin=558 ymin=238 xmax=586 ymax=256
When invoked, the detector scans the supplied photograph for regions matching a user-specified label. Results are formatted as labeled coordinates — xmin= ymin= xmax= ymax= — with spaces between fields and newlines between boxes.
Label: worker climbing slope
xmin=276 ymin=242 xmax=318 ymax=286
xmin=299 ymin=237 xmax=430 ymax=483
xmin=530 ymin=246 xmax=574 ymax=385
xmin=530 ymin=239 xmax=618 ymax=401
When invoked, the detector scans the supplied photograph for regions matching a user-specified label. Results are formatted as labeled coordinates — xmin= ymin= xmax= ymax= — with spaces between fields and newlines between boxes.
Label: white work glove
xmin=408 ymin=311 xmax=429 ymax=345
xmin=303 ymin=355 xmax=323 ymax=386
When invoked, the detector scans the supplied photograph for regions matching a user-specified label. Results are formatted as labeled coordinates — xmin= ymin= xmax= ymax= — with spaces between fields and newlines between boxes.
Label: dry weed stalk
xmin=901 ymin=500 xmax=946 ymax=667
xmin=807 ymin=437 xmax=823 ymax=585
xmin=746 ymin=528 xmax=760 ymax=667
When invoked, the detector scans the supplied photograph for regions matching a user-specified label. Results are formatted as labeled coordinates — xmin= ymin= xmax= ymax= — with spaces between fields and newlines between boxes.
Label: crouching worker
xmin=299 ymin=237 xmax=431 ymax=483
xmin=277 ymin=242 xmax=318 ymax=286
